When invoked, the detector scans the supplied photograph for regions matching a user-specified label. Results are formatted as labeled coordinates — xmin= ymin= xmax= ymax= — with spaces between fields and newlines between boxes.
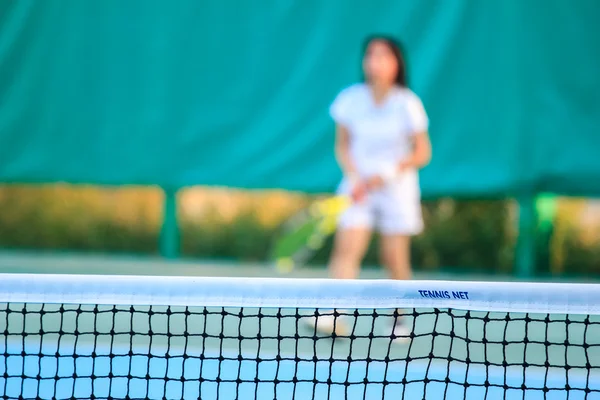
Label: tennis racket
xmin=270 ymin=195 xmax=351 ymax=273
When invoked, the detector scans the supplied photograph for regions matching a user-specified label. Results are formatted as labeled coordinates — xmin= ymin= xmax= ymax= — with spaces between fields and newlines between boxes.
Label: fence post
xmin=160 ymin=187 xmax=180 ymax=258
xmin=536 ymin=194 xmax=557 ymax=274
xmin=515 ymin=194 xmax=537 ymax=278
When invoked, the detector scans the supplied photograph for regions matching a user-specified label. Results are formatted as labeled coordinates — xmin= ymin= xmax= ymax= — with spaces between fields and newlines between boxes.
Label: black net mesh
xmin=1 ymin=304 xmax=599 ymax=399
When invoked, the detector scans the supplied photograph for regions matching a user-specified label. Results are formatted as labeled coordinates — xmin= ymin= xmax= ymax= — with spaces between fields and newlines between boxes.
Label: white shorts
xmin=336 ymin=173 xmax=423 ymax=236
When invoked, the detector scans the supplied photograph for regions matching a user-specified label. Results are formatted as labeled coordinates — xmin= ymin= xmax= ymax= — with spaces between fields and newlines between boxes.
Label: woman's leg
xmin=379 ymin=234 xmax=412 ymax=281
xmin=306 ymin=228 xmax=371 ymax=335
xmin=329 ymin=228 xmax=372 ymax=279
xmin=380 ymin=234 xmax=413 ymax=341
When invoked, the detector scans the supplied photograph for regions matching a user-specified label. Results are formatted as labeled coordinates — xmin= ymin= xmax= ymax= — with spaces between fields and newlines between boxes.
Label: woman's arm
xmin=335 ymin=124 xmax=368 ymax=201
xmin=401 ymin=131 xmax=432 ymax=169
xmin=334 ymin=124 xmax=358 ymax=178
xmin=399 ymin=93 xmax=431 ymax=170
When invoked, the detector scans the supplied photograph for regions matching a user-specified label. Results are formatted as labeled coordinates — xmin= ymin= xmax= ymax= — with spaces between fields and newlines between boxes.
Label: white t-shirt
xmin=329 ymin=83 xmax=428 ymax=179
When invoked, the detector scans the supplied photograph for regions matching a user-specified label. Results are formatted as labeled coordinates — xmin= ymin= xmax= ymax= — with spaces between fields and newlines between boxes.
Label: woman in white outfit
xmin=310 ymin=36 xmax=432 ymax=340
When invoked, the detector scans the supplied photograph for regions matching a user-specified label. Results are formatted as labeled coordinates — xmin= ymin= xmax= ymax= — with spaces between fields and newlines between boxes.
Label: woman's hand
xmin=349 ymin=178 xmax=368 ymax=203
xmin=365 ymin=160 xmax=413 ymax=191
xmin=364 ymin=175 xmax=385 ymax=191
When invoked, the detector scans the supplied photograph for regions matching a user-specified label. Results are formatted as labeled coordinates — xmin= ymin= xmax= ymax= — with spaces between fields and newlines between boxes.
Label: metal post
xmin=536 ymin=194 xmax=557 ymax=274
xmin=160 ymin=187 xmax=180 ymax=258
xmin=515 ymin=194 xmax=537 ymax=278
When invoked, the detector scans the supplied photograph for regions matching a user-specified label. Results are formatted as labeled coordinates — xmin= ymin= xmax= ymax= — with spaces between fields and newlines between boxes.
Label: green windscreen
xmin=0 ymin=0 xmax=599 ymax=196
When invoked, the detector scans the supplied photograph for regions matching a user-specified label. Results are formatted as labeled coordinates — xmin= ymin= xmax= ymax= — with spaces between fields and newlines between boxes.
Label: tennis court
xmin=4 ymin=327 xmax=596 ymax=399
xmin=2 ymin=0 xmax=600 ymax=398
xmin=1 ymin=269 xmax=599 ymax=399
xmin=3 ymin=310 xmax=598 ymax=399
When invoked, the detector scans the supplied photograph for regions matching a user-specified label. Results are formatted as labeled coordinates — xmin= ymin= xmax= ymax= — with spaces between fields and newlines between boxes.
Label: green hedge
xmin=179 ymin=200 xmax=515 ymax=272
xmin=0 ymin=186 xmax=598 ymax=276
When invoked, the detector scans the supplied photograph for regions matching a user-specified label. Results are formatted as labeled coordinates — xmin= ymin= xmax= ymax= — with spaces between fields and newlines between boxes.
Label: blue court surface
xmin=2 ymin=344 xmax=596 ymax=400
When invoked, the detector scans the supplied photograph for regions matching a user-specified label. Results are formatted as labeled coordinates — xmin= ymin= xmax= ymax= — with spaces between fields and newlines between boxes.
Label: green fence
xmin=1 ymin=1 xmax=599 ymax=276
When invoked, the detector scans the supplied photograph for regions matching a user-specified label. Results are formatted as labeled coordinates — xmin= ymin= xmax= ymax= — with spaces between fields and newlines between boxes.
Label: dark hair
xmin=362 ymin=35 xmax=407 ymax=87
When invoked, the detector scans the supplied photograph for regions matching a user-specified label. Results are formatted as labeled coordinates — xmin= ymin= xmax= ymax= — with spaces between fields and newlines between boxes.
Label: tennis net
xmin=1 ymin=274 xmax=599 ymax=399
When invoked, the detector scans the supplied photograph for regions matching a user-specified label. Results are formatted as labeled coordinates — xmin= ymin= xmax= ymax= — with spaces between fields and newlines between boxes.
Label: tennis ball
xmin=276 ymin=258 xmax=294 ymax=273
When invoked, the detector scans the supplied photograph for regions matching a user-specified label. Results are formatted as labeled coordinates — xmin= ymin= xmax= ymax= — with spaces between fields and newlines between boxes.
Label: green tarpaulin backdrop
xmin=1 ymin=0 xmax=599 ymax=196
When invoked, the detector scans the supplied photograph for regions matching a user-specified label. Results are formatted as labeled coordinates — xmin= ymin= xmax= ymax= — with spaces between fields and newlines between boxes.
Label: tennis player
xmin=309 ymin=35 xmax=431 ymax=341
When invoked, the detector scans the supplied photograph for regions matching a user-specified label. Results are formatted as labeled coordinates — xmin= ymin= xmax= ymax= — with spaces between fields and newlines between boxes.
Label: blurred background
xmin=0 ymin=0 xmax=599 ymax=279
